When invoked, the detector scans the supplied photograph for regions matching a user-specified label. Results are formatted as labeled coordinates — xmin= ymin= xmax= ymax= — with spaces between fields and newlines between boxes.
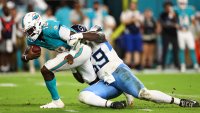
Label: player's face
xmin=93 ymin=3 xmax=99 ymax=11
xmin=178 ymin=0 xmax=188 ymax=9
xmin=25 ymin=26 xmax=36 ymax=37
xmin=130 ymin=2 xmax=137 ymax=11
xmin=144 ymin=10 xmax=152 ymax=19
xmin=165 ymin=5 xmax=172 ymax=12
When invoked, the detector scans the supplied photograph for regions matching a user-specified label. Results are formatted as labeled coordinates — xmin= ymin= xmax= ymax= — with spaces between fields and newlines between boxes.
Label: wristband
xmin=23 ymin=55 xmax=28 ymax=61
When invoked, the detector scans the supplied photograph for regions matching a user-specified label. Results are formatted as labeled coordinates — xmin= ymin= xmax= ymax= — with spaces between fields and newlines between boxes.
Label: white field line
xmin=169 ymin=93 xmax=200 ymax=98
xmin=139 ymin=108 xmax=153 ymax=112
xmin=0 ymin=83 xmax=17 ymax=87
xmin=64 ymin=110 xmax=79 ymax=112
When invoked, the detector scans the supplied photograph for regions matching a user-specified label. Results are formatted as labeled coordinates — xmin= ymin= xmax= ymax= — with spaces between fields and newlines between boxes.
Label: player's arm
xmin=69 ymin=31 xmax=106 ymax=45
xmin=68 ymin=27 xmax=106 ymax=47
xmin=191 ymin=12 xmax=197 ymax=26
xmin=71 ymin=68 xmax=85 ymax=84
xmin=82 ymin=31 xmax=106 ymax=43
xmin=190 ymin=7 xmax=197 ymax=26
xmin=21 ymin=46 xmax=40 ymax=62
xmin=80 ymin=25 xmax=106 ymax=43
xmin=71 ymin=68 xmax=100 ymax=85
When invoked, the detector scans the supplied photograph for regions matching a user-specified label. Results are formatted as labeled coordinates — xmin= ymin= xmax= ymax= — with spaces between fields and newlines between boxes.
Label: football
xmin=30 ymin=45 xmax=41 ymax=54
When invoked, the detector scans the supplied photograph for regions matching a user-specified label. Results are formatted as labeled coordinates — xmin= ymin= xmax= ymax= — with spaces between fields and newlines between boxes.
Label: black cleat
xmin=179 ymin=99 xmax=200 ymax=107
xmin=110 ymin=101 xmax=127 ymax=109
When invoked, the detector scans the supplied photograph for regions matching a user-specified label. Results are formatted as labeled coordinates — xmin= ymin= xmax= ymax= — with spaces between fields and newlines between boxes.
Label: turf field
xmin=0 ymin=71 xmax=200 ymax=113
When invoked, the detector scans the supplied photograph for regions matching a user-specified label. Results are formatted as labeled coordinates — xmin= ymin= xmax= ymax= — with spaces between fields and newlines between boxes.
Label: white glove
xmin=68 ymin=33 xmax=83 ymax=47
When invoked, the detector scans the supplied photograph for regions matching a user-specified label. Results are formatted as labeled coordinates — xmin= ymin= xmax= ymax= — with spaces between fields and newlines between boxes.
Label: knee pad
xmin=41 ymin=66 xmax=55 ymax=81
xmin=138 ymin=88 xmax=151 ymax=100
xmin=79 ymin=91 xmax=94 ymax=103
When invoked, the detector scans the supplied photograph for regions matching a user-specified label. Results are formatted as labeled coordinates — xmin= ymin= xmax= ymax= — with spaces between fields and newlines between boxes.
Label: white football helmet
xmin=22 ymin=12 xmax=44 ymax=42
xmin=177 ymin=0 xmax=188 ymax=9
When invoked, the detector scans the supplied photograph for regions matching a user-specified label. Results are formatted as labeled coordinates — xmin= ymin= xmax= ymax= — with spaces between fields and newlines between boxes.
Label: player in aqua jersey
xmin=21 ymin=12 xmax=99 ymax=109
xmin=21 ymin=12 xmax=132 ymax=109
xmin=69 ymin=25 xmax=200 ymax=108
xmin=174 ymin=0 xmax=199 ymax=72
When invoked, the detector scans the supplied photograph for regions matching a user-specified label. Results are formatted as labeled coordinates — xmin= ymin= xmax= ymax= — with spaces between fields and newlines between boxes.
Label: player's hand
xmin=69 ymin=33 xmax=83 ymax=47
xmin=64 ymin=54 xmax=74 ymax=65
xmin=27 ymin=49 xmax=41 ymax=60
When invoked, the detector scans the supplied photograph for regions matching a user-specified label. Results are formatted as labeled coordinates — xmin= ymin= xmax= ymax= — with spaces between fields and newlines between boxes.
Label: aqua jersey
xmin=174 ymin=6 xmax=195 ymax=29
xmin=27 ymin=20 xmax=73 ymax=53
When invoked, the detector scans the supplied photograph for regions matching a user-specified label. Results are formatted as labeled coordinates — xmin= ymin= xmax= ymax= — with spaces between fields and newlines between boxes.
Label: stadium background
xmin=0 ymin=0 xmax=200 ymax=72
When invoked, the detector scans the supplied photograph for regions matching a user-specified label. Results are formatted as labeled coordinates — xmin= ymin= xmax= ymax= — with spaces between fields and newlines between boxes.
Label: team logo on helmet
xmin=78 ymin=25 xmax=85 ymax=32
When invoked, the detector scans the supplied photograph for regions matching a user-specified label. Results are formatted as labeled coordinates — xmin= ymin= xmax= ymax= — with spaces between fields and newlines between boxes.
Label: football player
xmin=21 ymin=12 xmax=131 ymax=109
xmin=174 ymin=0 xmax=199 ymax=72
xmin=68 ymin=25 xmax=200 ymax=108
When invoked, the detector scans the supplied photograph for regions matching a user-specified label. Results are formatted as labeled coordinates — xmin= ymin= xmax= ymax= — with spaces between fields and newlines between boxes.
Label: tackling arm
xmin=71 ymin=68 xmax=85 ymax=84
xmin=68 ymin=31 xmax=106 ymax=47
xmin=82 ymin=31 xmax=106 ymax=43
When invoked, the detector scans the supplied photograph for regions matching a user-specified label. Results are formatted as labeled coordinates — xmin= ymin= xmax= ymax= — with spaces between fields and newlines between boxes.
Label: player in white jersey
xmin=174 ymin=0 xmax=199 ymax=72
xmin=68 ymin=25 xmax=200 ymax=108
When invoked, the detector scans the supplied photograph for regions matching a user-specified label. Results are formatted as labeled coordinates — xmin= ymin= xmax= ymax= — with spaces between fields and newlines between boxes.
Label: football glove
xmin=68 ymin=33 xmax=83 ymax=47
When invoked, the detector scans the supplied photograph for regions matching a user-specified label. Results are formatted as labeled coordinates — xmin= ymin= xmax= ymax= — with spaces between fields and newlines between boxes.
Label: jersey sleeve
xmin=58 ymin=26 xmax=71 ymax=42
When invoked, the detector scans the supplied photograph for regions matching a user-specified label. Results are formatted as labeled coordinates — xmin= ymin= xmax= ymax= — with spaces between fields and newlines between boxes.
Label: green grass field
xmin=0 ymin=71 xmax=200 ymax=113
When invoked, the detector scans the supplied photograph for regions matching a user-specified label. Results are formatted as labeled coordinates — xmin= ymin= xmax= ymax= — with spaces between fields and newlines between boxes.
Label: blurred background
xmin=0 ymin=0 xmax=200 ymax=74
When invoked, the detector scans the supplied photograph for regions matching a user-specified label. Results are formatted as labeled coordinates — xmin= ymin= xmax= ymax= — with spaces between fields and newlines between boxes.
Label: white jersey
xmin=90 ymin=41 xmax=123 ymax=84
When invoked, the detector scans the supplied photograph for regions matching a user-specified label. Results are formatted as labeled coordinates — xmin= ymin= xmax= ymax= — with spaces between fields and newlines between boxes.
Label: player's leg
xmin=138 ymin=88 xmax=180 ymax=104
xmin=110 ymin=63 xmax=200 ymax=107
xmin=55 ymin=45 xmax=93 ymax=72
xmin=178 ymin=31 xmax=186 ymax=72
xmin=186 ymin=31 xmax=199 ymax=70
xmin=124 ymin=34 xmax=134 ymax=67
xmin=110 ymin=64 xmax=145 ymax=98
xmin=138 ymin=88 xmax=199 ymax=107
xmin=162 ymin=34 xmax=170 ymax=69
xmin=133 ymin=33 xmax=143 ymax=69
xmin=39 ymin=52 xmax=69 ymax=108
xmin=79 ymin=80 xmax=126 ymax=109
xmin=171 ymin=36 xmax=180 ymax=69
xmin=141 ymin=42 xmax=148 ymax=68
xmin=40 ymin=45 xmax=92 ymax=108
xmin=77 ymin=56 xmax=132 ymax=108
